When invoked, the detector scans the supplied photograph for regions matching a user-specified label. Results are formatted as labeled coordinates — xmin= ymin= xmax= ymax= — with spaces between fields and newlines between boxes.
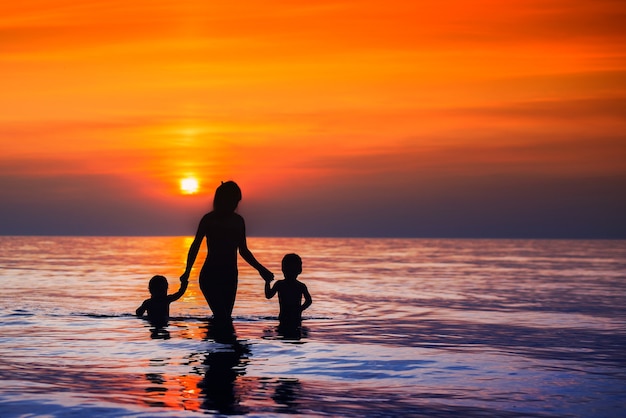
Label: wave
xmin=73 ymin=312 xmax=332 ymax=321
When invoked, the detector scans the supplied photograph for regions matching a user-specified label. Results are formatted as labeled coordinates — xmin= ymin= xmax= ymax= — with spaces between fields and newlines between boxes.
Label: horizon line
xmin=1 ymin=234 xmax=624 ymax=241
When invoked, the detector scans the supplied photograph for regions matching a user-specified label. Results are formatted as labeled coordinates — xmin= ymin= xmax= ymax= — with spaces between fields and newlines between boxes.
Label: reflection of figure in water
xmin=265 ymin=253 xmax=312 ymax=332
xmin=197 ymin=319 xmax=251 ymax=415
xmin=136 ymin=275 xmax=188 ymax=328
xmin=181 ymin=181 xmax=274 ymax=322
xmin=272 ymin=378 xmax=302 ymax=413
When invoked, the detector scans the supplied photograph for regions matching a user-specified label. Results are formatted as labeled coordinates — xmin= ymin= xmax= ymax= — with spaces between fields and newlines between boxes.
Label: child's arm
xmin=301 ymin=284 xmax=312 ymax=312
xmin=169 ymin=279 xmax=189 ymax=302
xmin=136 ymin=301 xmax=147 ymax=317
xmin=265 ymin=280 xmax=278 ymax=299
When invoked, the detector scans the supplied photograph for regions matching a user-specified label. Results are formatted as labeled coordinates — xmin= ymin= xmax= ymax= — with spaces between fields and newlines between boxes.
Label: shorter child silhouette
xmin=265 ymin=253 xmax=312 ymax=330
xmin=136 ymin=275 xmax=188 ymax=328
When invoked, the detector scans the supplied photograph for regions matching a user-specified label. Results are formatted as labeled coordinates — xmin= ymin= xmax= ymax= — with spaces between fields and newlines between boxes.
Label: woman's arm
xmin=238 ymin=219 xmax=274 ymax=281
xmin=239 ymin=237 xmax=273 ymax=280
xmin=180 ymin=216 xmax=206 ymax=281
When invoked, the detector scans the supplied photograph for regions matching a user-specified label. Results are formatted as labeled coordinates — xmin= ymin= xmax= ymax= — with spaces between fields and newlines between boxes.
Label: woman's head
xmin=213 ymin=181 xmax=242 ymax=214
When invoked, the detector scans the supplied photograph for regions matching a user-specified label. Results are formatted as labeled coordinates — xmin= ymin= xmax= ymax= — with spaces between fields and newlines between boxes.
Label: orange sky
xmin=1 ymin=0 xmax=625 ymax=236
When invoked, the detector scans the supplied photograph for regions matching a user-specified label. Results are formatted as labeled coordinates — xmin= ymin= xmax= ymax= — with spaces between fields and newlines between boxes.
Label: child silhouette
xmin=136 ymin=275 xmax=188 ymax=328
xmin=265 ymin=253 xmax=312 ymax=330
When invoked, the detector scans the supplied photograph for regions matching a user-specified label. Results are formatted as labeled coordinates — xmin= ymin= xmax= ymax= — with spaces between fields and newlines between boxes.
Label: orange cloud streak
xmin=1 ymin=0 xmax=625 ymax=204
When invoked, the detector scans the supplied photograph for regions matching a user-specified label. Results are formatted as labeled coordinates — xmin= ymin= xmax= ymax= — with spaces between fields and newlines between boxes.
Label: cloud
xmin=444 ymin=95 xmax=626 ymax=120
xmin=0 ymin=172 xmax=206 ymax=235
xmin=2 ymin=146 xmax=625 ymax=238
xmin=246 ymin=173 xmax=626 ymax=238
xmin=1 ymin=0 xmax=625 ymax=237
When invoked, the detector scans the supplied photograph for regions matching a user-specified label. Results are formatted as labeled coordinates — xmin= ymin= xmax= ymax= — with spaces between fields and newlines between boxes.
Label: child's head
xmin=148 ymin=275 xmax=168 ymax=297
xmin=282 ymin=253 xmax=302 ymax=279
xmin=213 ymin=181 xmax=242 ymax=214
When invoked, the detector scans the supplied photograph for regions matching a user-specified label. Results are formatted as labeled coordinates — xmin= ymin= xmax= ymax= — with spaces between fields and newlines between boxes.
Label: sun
xmin=180 ymin=177 xmax=199 ymax=194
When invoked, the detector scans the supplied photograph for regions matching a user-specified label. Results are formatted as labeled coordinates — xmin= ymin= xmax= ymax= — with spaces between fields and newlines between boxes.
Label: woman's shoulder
xmin=201 ymin=211 xmax=239 ymax=222
xmin=200 ymin=211 xmax=245 ymax=230
xmin=200 ymin=211 xmax=214 ymax=222
xmin=203 ymin=211 xmax=243 ymax=220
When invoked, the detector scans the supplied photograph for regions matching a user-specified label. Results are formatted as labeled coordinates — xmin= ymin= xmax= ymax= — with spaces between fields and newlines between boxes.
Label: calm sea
xmin=0 ymin=236 xmax=625 ymax=417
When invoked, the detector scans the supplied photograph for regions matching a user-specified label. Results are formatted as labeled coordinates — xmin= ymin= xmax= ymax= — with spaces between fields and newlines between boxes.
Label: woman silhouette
xmin=180 ymin=181 xmax=274 ymax=321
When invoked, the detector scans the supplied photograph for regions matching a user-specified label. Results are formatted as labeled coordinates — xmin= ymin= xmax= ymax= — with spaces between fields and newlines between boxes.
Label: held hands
xmin=180 ymin=271 xmax=190 ymax=283
xmin=260 ymin=268 xmax=274 ymax=283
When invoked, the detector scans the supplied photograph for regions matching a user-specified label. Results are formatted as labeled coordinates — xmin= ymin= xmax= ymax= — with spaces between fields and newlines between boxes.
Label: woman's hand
xmin=260 ymin=268 xmax=274 ymax=282
xmin=180 ymin=271 xmax=190 ymax=282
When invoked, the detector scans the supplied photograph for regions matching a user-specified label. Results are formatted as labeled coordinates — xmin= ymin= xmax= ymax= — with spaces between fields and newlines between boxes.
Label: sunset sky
xmin=1 ymin=0 xmax=625 ymax=237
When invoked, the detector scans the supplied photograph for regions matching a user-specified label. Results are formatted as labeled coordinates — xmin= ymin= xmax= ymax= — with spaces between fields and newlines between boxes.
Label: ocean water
xmin=0 ymin=236 xmax=625 ymax=417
